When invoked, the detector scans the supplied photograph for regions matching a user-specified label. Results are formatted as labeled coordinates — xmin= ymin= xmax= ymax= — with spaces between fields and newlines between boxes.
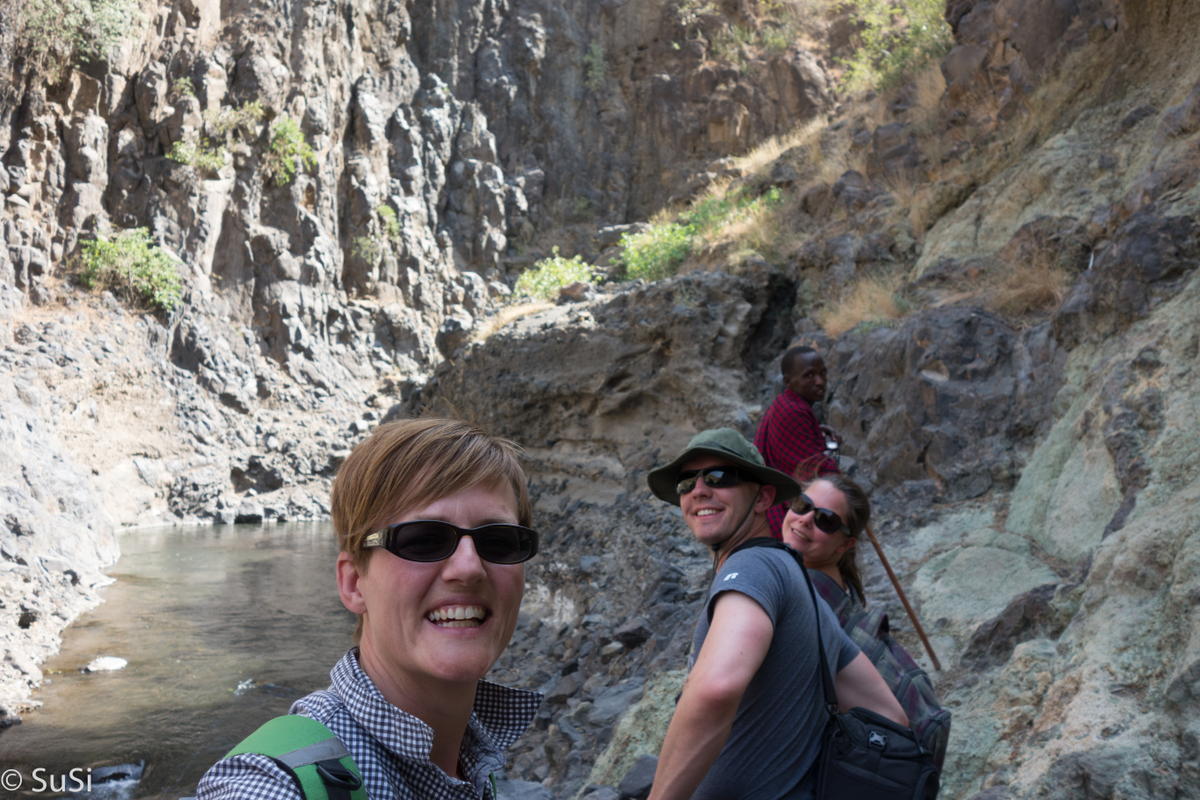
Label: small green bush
xmin=839 ymin=0 xmax=952 ymax=90
xmin=205 ymin=101 xmax=265 ymax=138
xmin=514 ymin=248 xmax=600 ymax=300
xmin=13 ymin=0 xmax=143 ymax=84
xmin=377 ymin=205 xmax=401 ymax=242
xmin=168 ymin=101 xmax=264 ymax=177
xmin=711 ymin=25 xmax=755 ymax=72
xmin=619 ymin=186 xmax=784 ymax=282
xmin=167 ymin=138 xmax=226 ymax=175
xmin=351 ymin=235 xmax=381 ymax=265
xmin=675 ymin=0 xmax=716 ymax=33
xmin=172 ymin=77 xmax=196 ymax=98
xmin=583 ymin=42 xmax=607 ymax=92
xmin=263 ymin=116 xmax=316 ymax=186
xmin=80 ymin=228 xmax=183 ymax=314
xmin=620 ymin=224 xmax=694 ymax=282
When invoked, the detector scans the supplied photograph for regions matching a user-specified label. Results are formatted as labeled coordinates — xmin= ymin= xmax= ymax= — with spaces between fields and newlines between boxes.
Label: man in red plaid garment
xmin=754 ymin=345 xmax=841 ymax=537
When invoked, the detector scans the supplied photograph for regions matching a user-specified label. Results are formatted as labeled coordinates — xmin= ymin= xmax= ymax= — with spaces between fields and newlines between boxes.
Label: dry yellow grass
xmin=734 ymin=118 xmax=826 ymax=178
xmin=470 ymin=300 xmax=554 ymax=343
xmin=908 ymin=184 xmax=938 ymax=242
xmin=815 ymin=270 xmax=910 ymax=336
xmin=920 ymin=243 xmax=1074 ymax=317
xmin=913 ymin=64 xmax=947 ymax=114
xmin=689 ymin=180 xmax=806 ymax=267
xmin=723 ymin=198 xmax=802 ymax=263
xmin=988 ymin=246 xmax=1072 ymax=316
xmin=882 ymin=167 xmax=921 ymax=206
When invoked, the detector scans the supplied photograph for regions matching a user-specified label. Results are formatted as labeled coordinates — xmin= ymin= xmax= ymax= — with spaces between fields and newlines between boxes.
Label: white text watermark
xmin=1 ymin=768 xmax=93 ymax=793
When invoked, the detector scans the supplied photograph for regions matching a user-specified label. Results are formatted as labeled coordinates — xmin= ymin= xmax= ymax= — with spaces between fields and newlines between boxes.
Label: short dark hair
xmin=781 ymin=345 xmax=818 ymax=378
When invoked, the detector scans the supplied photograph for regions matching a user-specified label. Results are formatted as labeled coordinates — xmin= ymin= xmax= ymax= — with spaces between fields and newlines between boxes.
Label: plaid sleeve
xmin=197 ymin=753 xmax=303 ymax=800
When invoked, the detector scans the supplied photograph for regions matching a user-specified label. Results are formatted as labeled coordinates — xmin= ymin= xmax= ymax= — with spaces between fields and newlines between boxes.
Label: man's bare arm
xmin=834 ymin=651 xmax=908 ymax=727
xmin=647 ymin=592 xmax=774 ymax=800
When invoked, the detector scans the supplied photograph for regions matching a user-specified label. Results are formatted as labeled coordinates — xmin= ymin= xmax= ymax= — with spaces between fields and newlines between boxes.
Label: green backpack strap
xmin=225 ymin=716 xmax=368 ymax=800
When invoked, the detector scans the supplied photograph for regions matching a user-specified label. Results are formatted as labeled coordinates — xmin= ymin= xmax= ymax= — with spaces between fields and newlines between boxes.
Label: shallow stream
xmin=1 ymin=523 xmax=354 ymax=800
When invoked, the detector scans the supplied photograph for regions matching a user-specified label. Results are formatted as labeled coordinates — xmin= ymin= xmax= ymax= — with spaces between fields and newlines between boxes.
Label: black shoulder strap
xmin=726 ymin=538 xmax=840 ymax=717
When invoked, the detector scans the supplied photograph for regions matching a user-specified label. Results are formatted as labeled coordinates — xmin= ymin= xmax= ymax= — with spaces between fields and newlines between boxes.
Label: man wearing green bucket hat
xmin=646 ymin=429 xmax=906 ymax=800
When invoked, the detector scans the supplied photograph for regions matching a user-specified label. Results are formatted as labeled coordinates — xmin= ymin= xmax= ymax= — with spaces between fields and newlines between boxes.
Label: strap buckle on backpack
xmin=315 ymin=760 xmax=363 ymax=800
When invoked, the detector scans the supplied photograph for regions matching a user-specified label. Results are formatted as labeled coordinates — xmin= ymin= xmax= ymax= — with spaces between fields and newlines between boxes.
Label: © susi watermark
xmin=1 ymin=767 xmax=93 ymax=793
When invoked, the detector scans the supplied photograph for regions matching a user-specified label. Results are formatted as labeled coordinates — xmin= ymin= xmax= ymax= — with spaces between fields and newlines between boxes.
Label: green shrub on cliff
xmin=80 ymin=228 xmax=183 ymax=314
xmin=167 ymin=138 xmax=227 ymax=176
xmin=167 ymin=102 xmax=265 ymax=177
xmin=583 ymin=42 xmax=607 ymax=92
xmin=205 ymin=101 xmax=265 ymax=138
xmin=620 ymin=185 xmax=784 ymax=281
xmin=514 ymin=248 xmax=600 ymax=301
xmin=263 ymin=116 xmax=316 ymax=186
xmin=377 ymin=205 xmax=401 ymax=242
xmin=620 ymin=224 xmax=694 ymax=282
xmin=10 ymin=0 xmax=143 ymax=85
xmin=840 ymin=0 xmax=952 ymax=90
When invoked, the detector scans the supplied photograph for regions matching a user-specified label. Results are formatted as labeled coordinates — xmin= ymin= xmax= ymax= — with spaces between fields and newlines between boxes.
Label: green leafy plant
xmin=675 ymin=0 xmax=717 ymax=35
xmin=514 ymin=247 xmax=600 ymax=300
xmin=760 ymin=25 xmax=793 ymax=55
xmin=172 ymin=76 xmax=196 ymax=98
xmin=377 ymin=205 xmax=401 ymax=242
xmin=351 ymin=235 xmax=381 ymax=265
xmin=10 ymin=0 xmax=143 ymax=85
xmin=80 ymin=228 xmax=183 ymax=314
xmin=167 ymin=138 xmax=227 ymax=175
xmin=168 ymin=101 xmax=264 ymax=176
xmin=263 ymin=116 xmax=316 ymax=186
xmin=619 ymin=185 xmax=786 ymax=281
xmin=839 ymin=0 xmax=952 ymax=91
xmin=583 ymin=42 xmax=607 ymax=92
xmin=711 ymin=24 xmax=756 ymax=72
xmin=205 ymin=101 xmax=265 ymax=138
xmin=619 ymin=223 xmax=694 ymax=282
xmin=571 ymin=197 xmax=597 ymax=222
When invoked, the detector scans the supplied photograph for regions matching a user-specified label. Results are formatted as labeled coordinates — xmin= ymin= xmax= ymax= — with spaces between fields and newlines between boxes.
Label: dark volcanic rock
xmin=1055 ymin=209 xmax=1200 ymax=349
xmin=826 ymin=305 xmax=1065 ymax=500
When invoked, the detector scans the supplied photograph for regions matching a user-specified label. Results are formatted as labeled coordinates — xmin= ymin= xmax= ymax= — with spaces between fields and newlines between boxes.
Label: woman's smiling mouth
xmin=428 ymin=605 xmax=487 ymax=627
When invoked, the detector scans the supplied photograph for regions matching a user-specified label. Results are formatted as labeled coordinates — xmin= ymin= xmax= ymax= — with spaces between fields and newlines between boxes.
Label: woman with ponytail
xmin=781 ymin=473 xmax=870 ymax=603
xmin=781 ymin=473 xmax=951 ymax=770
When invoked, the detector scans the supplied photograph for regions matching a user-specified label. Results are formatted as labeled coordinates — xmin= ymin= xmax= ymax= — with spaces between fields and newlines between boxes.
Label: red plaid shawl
xmin=754 ymin=389 xmax=838 ymax=537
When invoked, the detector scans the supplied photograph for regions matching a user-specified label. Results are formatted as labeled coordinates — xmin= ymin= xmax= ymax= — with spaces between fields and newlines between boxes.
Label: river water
xmin=1 ymin=523 xmax=355 ymax=800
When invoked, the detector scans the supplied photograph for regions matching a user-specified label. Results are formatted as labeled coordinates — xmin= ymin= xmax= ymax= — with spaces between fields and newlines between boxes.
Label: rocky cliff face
xmin=2 ymin=0 xmax=1199 ymax=797
xmin=0 ymin=0 xmax=833 ymax=734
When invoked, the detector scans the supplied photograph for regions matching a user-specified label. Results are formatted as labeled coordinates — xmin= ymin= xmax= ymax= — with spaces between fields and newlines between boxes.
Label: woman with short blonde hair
xmin=199 ymin=418 xmax=542 ymax=800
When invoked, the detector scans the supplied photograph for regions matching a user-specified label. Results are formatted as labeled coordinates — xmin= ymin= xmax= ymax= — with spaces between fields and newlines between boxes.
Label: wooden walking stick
xmin=863 ymin=522 xmax=942 ymax=671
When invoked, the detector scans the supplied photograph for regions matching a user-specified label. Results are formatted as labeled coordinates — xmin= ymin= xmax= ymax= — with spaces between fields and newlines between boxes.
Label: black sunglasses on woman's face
xmin=788 ymin=494 xmax=849 ymax=535
xmin=364 ymin=520 xmax=539 ymax=564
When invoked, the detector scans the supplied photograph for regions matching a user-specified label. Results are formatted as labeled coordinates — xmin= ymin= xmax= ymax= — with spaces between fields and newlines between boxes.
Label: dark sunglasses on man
xmin=364 ymin=520 xmax=539 ymax=564
xmin=789 ymin=494 xmax=850 ymax=536
xmin=675 ymin=466 xmax=750 ymax=497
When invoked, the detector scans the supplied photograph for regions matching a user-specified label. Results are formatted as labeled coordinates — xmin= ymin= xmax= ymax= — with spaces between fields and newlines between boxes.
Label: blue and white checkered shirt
xmin=198 ymin=650 xmax=542 ymax=800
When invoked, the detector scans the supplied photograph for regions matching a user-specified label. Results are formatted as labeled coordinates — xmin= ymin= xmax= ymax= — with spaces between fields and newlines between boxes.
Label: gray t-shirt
xmin=689 ymin=543 xmax=860 ymax=800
